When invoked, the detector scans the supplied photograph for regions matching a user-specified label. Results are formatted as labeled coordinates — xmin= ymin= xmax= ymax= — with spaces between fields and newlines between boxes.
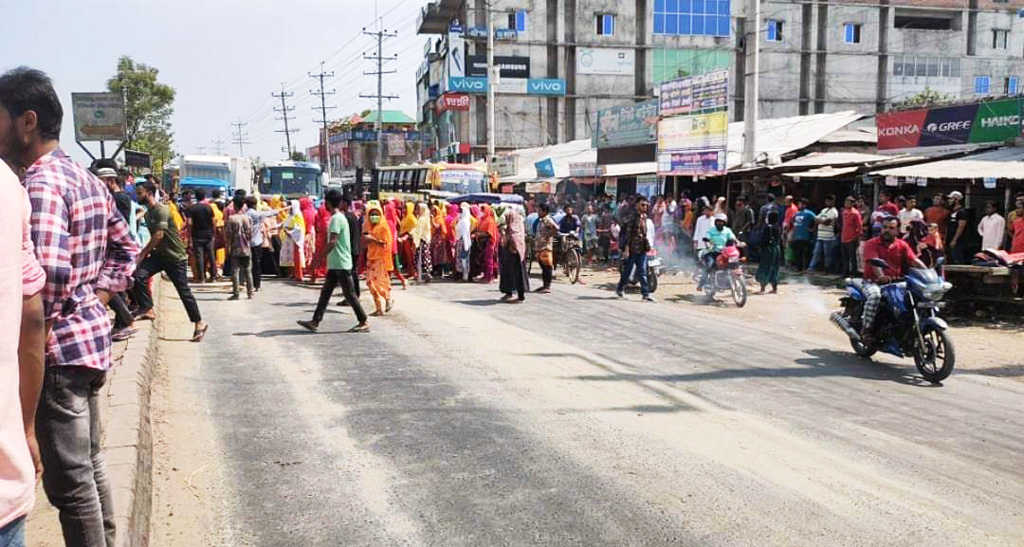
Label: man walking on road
xmin=616 ymin=195 xmax=655 ymax=302
xmin=225 ymin=195 xmax=254 ymax=300
xmin=132 ymin=181 xmax=209 ymax=342
xmin=298 ymin=190 xmax=368 ymax=333
xmin=187 ymin=188 xmax=217 ymax=283
xmin=0 ymin=67 xmax=140 ymax=547
xmin=0 ymin=160 xmax=46 ymax=547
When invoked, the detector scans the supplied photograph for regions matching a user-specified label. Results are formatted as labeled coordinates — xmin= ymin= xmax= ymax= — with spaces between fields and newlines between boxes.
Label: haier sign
xmin=527 ymin=78 xmax=566 ymax=96
xmin=447 ymin=76 xmax=487 ymax=94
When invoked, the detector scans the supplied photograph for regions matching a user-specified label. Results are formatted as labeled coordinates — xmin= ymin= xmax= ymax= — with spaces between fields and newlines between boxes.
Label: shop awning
xmin=726 ymin=111 xmax=865 ymax=170
xmin=870 ymin=147 xmax=1024 ymax=180
xmin=783 ymin=166 xmax=859 ymax=179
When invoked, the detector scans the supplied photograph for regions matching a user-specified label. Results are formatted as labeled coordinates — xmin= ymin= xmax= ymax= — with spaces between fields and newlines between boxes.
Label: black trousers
xmin=109 ymin=292 xmax=133 ymax=329
xmin=133 ymin=257 xmax=202 ymax=323
xmin=250 ymin=246 xmax=264 ymax=290
xmin=842 ymin=241 xmax=860 ymax=276
xmin=192 ymin=238 xmax=217 ymax=281
xmin=791 ymin=240 xmax=813 ymax=271
xmin=350 ymin=268 xmax=361 ymax=298
xmin=314 ymin=269 xmax=366 ymax=324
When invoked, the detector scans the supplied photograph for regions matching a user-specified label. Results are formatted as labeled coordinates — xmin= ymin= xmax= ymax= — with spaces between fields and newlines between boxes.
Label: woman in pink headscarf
xmin=499 ymin=207 xmax=529 ymax=302
xmin=445 ymin=202 xmax=460 ymax=278
xmin=383 ymin=199 xmax=407 ymax=289
xmin=299 ymin=197 xmax=317 ymax=281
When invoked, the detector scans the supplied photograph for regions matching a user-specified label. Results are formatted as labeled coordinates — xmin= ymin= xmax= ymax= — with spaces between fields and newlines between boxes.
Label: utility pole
xmin=211 ymin=138 xmax=226 ymax=155
xmin=742 ymin=0 xmax=760 ymax=166
xmin=196 ymin=146 xmax=207 ymax=155
xmin=486 ymin=3 xmax=496 ymax=173
xmin=310 ymin=62 xmax=336 ymax=180
xmin=231 ymin=118 xmax=250 ymax=157
xmin=273 ymin=84 xmax=297 ymax=158
xmin=360 ymin=23 xmax=399 ymax=167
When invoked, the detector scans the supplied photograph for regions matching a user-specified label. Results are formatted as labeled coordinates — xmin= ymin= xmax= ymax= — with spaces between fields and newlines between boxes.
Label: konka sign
xmin=437 ymin=94 xmax=471 ymax=113
xmin=877 ymin=99 xmax=1024 ymax=150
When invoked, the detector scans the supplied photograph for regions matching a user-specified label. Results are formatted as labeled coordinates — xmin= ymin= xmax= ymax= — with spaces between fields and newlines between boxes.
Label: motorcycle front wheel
xmin=730 ymin=273 xmax=747 ymax=307
xmin=913 ymin=328 xmax=956 ymax=383
xmin=648 ymin=269 xmax=659 ymax=293
xmin=704 ymin=273 xmax=716 ymax=300
xmin=565 ymin=249 xmax=581 ymax=284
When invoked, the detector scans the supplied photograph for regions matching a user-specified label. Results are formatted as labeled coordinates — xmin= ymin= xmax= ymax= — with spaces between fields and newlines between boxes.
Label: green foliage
xmin=290 ymin=150 xmax=307 ymax=162
xmin=107 ymin=56 xmax=176 ymax=170
xmin=892 ymin=87 xmax=955 ymax=110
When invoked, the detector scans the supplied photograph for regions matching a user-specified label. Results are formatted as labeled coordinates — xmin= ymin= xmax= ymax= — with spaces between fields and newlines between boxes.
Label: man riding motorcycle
xmin=698 ymin=213 xmax=739 ymax=289
xmin=860 ymin=216 xmax=926 ymax=344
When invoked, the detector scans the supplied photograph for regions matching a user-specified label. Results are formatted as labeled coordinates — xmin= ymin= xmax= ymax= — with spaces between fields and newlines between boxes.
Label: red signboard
xmin=876 ymin=108 xmax=928 ymax=150
xmin=438 ymin=93 xmax=471 ymax=113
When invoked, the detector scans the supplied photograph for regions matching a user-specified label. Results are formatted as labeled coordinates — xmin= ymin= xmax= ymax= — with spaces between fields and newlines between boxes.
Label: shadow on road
xmin=454 ymin=299 xmax=503 ymax=307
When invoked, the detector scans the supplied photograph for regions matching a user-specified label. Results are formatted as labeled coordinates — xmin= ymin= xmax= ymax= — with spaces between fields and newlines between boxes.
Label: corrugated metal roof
xmin=360 ymin=110 xmax=416 ymax=124
xmin=726 ymin=111 xmax=864 ymax=169
xmin=499 ymin=139 xmax=596 ymax=183
xmin=870 ymin=147 xmax=1024 ymax=180
xmin=776 ymin=152 xmax=893 ymax=168
xmin=783 ymin=166 xmax=860 ymax=179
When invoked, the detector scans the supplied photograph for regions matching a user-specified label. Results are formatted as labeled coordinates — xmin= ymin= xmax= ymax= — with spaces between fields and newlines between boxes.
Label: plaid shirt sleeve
xmin=27 ymin=180 xmax=72 ymax=323
xmin=21 ymin=187 xmax=46 ymax=296
xmin=97 ymin=192 xmax=139 ymax=293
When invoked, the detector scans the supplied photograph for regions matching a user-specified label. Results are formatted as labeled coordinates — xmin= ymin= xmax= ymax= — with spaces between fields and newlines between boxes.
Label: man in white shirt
xmin=808 ymin=194 xmax=839 ymax=273
xmin=692 ymin=204 xmax=714 ymax=254
xmin=898 ymin=196 xmax=924 ymax=234
xmin=978 ymin=200 xmax=1006 ymax=250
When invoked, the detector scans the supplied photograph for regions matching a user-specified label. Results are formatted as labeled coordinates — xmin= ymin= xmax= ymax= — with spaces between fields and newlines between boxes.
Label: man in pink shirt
xmin=0 ymin=159 xmax=46 ymax=546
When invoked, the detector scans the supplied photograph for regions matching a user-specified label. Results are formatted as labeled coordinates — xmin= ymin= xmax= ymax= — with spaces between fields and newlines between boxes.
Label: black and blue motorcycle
xmin=831 ymin=258 xmax=956 ymax=383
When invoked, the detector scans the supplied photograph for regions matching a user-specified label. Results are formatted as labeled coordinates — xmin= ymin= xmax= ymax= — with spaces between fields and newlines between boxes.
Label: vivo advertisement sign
xmin=527 ymin=78 xmax=566 ymax=96
xmin=447 ymin=76 xmax=488 ymax=94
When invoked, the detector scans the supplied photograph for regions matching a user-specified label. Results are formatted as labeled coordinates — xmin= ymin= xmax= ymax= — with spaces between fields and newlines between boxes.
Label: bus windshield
xmin=438 ymin=169 xmax=487 ymax=194
xmin=265 ymin=167 xmax=321 ymax=197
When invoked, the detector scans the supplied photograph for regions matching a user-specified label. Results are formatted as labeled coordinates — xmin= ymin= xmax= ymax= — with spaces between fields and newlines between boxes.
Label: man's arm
xmin=952 ymin=218 xmax=967 ymax=245
xmin=26 ymin=181 xmax=72 ymax=324
xmin=97 ymin=193 xmax=140 ymax=304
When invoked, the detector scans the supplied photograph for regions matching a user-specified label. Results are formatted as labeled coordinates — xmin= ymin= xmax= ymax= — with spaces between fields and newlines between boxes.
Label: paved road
xmin=151 ymin=275 xmax=1024 ymax=547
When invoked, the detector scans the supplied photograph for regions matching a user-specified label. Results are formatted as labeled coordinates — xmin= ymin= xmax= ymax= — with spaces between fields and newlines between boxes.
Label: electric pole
xmin=310 ymin=62 xmax=336 ymax=180
xmin=741 ymin=0 xmax=760 ymax=166
xmin=486 ymin=3 xmax=496 ymax=173
xmin=273 ymin=84 xmax=298 ymax=159
xmin=360 ymin=23 xmax=399 ymax=168
xmin=196 ymin=146 xmax=207 ymax=155
xmin=211 ymin=138 xmax=226 ymax=155
xmin=231 ymin=118 xmax=250 ymax=157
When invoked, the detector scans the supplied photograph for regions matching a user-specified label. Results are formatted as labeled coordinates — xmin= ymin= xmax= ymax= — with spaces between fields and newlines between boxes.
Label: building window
xmin=509 ymin=9 xmax=528 ymax=32
xmin=993 ymin=29 xmax=1009 ymax=49
xmin=844 ymin=23 xmax=861 ymax=44
xmin=596 ymin=14 xmax=615 ymax=35
xmin=975 ymin=75 xmax=991 ymax=95
xmin=1007 ymin=76 xmax=1019 ymax=95
xmin=653 ymin=0 xmax=731 ymax=37
xmin=766 ymin=19 xmax=783 ymax=42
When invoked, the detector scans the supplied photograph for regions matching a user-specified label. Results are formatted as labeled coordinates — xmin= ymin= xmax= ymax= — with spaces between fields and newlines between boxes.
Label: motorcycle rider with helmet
xmin=698 ymin=213 xmax=740 ymax=289
xmin=860 ymin=216 xmax=926 ymax=345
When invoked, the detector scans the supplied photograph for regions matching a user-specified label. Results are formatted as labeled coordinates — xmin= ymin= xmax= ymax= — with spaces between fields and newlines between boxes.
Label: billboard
xmin=593 ymin=99 xmax=659 ymax=149
xmin=437 ymin=93 xmax=471 ymax=113
xmin=659 ymin=69 xmax=729 ymax=117
xmin=527 ymin=78 xmax=566 ymax=96
xmin=448 ymin=77 xmax=488 ymax=94
xmin=576 ymin=48 xmax=635 ymax=76
xmin=467 ymin=55 xmax=530 ymax=78
xmin=71 ymin=92 xmax=125 ymax=142
xmin=387 ymin=134 xmax=407 ymax=157
xmin=657 ymin=112 xmax=729 ymax=152
xmin=657 ymin=150 xmax=726 ymax=175
xmin=447 ymin=30 xmax=466 ymax=79
xmin=877 ymin=98 xmax=1024 ymax=150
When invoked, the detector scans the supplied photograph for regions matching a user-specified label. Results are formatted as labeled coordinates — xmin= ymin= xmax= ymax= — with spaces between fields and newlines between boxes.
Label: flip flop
xmin=191 ymin=324 xmax=209 ymax=342
xmin=348 ymin=324 xmax=370 ymax=333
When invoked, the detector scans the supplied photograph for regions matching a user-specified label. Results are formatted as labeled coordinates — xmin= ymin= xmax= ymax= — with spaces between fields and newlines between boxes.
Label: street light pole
xmin=742 ymin=0 xmax=760 ymax=166
xmin=486 ymin=3 xmax=496 ymax=172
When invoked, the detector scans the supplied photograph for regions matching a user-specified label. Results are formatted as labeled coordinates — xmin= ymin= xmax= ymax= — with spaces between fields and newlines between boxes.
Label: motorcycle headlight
xmin=922 ymin=283 xmax=950 ymax=301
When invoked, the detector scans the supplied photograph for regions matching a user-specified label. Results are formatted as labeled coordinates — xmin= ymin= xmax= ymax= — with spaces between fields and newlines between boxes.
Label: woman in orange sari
xmin=475 ymin=204 xmax=500 ymax=283
xmin=363 ymin=202 xmax=394 ymax=315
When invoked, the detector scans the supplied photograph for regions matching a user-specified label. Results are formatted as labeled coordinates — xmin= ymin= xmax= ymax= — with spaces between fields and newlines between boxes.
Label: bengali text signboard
xmin=658 ymin=69 xmax=728 ymax=118
xmin=72 ymin=92 xmax=125 ymax=142
xmin=593 ymin=99 xmax=659 ymax=149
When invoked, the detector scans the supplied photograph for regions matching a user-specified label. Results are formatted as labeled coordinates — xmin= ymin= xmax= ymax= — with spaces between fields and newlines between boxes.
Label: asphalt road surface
xmin=149 ymin=275 xmax=1024 ymax=547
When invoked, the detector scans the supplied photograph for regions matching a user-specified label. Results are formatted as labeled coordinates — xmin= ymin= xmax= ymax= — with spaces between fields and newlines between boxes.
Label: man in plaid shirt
xmin=0 ymin=67 xmax=138 ymax=547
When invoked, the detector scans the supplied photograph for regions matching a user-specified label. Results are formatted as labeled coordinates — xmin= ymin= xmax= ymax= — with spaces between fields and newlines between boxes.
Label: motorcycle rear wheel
xmin=913 ymin=328 xmax=956 ymax=383
xmin=730 ymin=274 xmax=747 ymax=307
xmin=648 ymin=269 xmax=659 ymax=293
xmin=565 ymin=249 xmax=582 ymax=284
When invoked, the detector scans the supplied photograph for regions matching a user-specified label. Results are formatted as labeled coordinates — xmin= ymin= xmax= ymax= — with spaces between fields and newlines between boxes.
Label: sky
xmin=1 ymin=0 xmax=430 ymax=166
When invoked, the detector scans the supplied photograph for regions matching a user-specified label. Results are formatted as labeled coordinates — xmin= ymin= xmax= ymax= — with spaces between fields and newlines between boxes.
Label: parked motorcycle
xmin=830 ymin=257 xmax=956 ymax=383
xmin=621 ymin=249 xmax=665 ymax=293
xmin=697 ymin=241 xmax=747 ymax=307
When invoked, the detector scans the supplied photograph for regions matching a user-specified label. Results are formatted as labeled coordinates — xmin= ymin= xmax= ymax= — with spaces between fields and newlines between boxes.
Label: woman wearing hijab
xmin=445 ymin=203 xmax=460 ymax=276
xmin=311 ymin=201 xmax=331 ymax=283
xmin=298 ymin=197 xmax=317 ymax=281
xmin=475 ymin=204 xmax=499 ymax=283
xmin=455 ymin=202 xmax=473 ymax=281
xmin=363 ymin=202 xmax=395 ymax=315
xmin=383 ymin=200 xmax=408 ymax=289
xmin=398 ymin=202 xmax=418 ymax=279
xmin=280 ymin=200 xmax=306 ymax=281
xmin=499 ymin=207 xmax=529 ymax=302
xmin=430 ymin=203 xmax=449 ymax=277
xmin=756 ymin=210 xmax=782 ymax=294
xmin=412 ymin=202 xmax=433 ymax=283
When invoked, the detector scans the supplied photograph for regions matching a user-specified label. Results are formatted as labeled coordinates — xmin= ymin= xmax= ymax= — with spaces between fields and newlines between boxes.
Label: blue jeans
xmin=617 ymin=252 xmax=649 ymax=296
xmin=808 ymin=239 xmax=838 ymax=273
xmin=0 ymin=517 xmax=25 ymax=547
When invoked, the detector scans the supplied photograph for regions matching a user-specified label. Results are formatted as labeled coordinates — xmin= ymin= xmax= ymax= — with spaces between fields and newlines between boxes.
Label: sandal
xmin=191 ymin=323 xmax=209 ymax=342
xmin=348 ymin=323 xmax=370 ymax=333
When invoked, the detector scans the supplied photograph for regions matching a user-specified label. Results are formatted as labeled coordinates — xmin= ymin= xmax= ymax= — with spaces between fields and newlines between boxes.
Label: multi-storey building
xmin=416 ymin=0 xmax=1024 ymax=161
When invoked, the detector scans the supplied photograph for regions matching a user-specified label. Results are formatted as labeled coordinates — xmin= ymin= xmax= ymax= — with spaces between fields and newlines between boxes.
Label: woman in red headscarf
xmin=299 ymin=197 xmax=317 ymax=282
xmin=474 ymin=204 xmax=500 ymax=283
xmin=310 ymin=201 xmax=330 ymax=282
xmin=430 ymin=202 xmax=449 ymax=277
xmin=383 ymin=199 xmax=408 ymax=289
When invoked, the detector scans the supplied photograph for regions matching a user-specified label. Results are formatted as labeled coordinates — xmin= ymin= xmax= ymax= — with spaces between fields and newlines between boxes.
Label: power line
xmin=211 ymin=138 xmax=226 ymax=155
xmin=273 ymin=84 xmax=298 ymax=159
xmin=231 ymin=118 xmax=250 ymax=156
xmin=360 ymin=24 xmax=399 ymax=167
xmin=310 ymin=62 xmax=336 ymax=178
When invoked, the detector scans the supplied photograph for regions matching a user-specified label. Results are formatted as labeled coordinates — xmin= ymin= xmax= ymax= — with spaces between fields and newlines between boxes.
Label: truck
xmin=179 ymin=155 xmax=255 ymax=198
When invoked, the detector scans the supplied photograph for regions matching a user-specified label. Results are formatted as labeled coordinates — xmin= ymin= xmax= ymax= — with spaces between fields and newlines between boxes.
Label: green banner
xmin=970 ymin=98 xmax=1022 ymax=144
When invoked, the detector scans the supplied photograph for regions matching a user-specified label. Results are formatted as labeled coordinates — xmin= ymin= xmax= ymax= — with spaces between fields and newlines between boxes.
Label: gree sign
xmin=877 ymin=98 xmax=1024 ymax=150
xmin=527 ymin=78 xmax=566 ymax=96
xmin=447 ymin=76 xmax=487 ymax=94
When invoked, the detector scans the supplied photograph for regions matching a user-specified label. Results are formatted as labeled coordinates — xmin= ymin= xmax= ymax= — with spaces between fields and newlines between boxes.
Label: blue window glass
xmin=655 ymin=0 xmax=666 ymax=11
xmin=766 ymin=19 xmax=782 ymax=42
xmin=667 ymin=0 xmax=679 ymax=11
xmin=655 ymin=0 xmax=730 ymax=36
xmin=718 ymin=0 xmax=730 ymax=15
xmin=975 ymin=76 xmax=990 ymax=95
xmin=680 ymin=14 xmax=692 ymax=34
xmin=691 ymin=0 xmax=702 ymax=15
xmin=515 ymin=9 xmax=527 ymax=32
xmin=606 ymin=14 xmax=615 ymax=35
xmin=1009 ymin=76 xmax=1018 ymax=95
xmin=692 ymin=14 xmax=704 ymax=34
xmin=706 ymin=15 xmax=717 ymax=35
xmin=679 ymin=0 xmax=691 ymax=13
xmin=718 ymin=16 xmax=730 ymax=36
xmin=666 ymin=14 xmax=679 ymax=34
xmin=654 ymin=13 xmax=666 ymax=33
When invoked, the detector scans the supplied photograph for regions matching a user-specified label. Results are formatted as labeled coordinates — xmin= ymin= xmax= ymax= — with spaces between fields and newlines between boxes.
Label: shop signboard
xmin=72 ymin=92 xmax=125 ymax=142
xmin=494 ymin=78 xmax=528 ymax=94
xmin=593 ymin=99 xmax=659 ymax=149
xmin=437 ymin=93 xmax=471 ymax=113
xmin=658 ymin=69 xmax=728 ymax=117
xmin=568 ymin=162 xmax=605 ymax=177
xmin=657 ymin=111 xmax=728 ymax=152
xmin=447 ymin=30 xmax=466 ymax=79
xmin=467 ymin=55 xmax=530 ymax=78
xmin=636 ymin=174 xmax=661 ymax=198
xmin=527 ymin=78 xmax=566 ymax=96
xmin=526 ymin=181 xmax=554 ymax=193
xmin=657 ymin=150 xmax=726 ymax=175
xmin=604 ymin=178 xmax=618 ymax=198
xmin=535 ymin=158 xmax=555 ymax=177
xmin=877 ymin=98 xmax=1024 ymax=150
xmin=576 ymin=48 xmax=634 ymax=76
xmin=387 ymin=134 xmax=407 ymax=156
xmin=491 ymin=155 xmax=517 ymax=177
xmin=447 ymin=76 xmax=488 ymax=94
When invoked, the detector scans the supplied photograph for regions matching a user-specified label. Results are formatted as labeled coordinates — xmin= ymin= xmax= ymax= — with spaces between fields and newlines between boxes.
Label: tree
xmin=290 ymin=151 xmax=307 ymax=162
xmin=892 ymin=87 xmax=954 ymax=110
xmin=107 ymin=56 xmax=176 ymax=167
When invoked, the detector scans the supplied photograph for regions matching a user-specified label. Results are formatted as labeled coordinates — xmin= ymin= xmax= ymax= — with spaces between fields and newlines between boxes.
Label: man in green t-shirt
xmin=131 ymin=180 xmax=208 ymax=341
xmin=297 ymin=189 xmax=368 ymax=333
